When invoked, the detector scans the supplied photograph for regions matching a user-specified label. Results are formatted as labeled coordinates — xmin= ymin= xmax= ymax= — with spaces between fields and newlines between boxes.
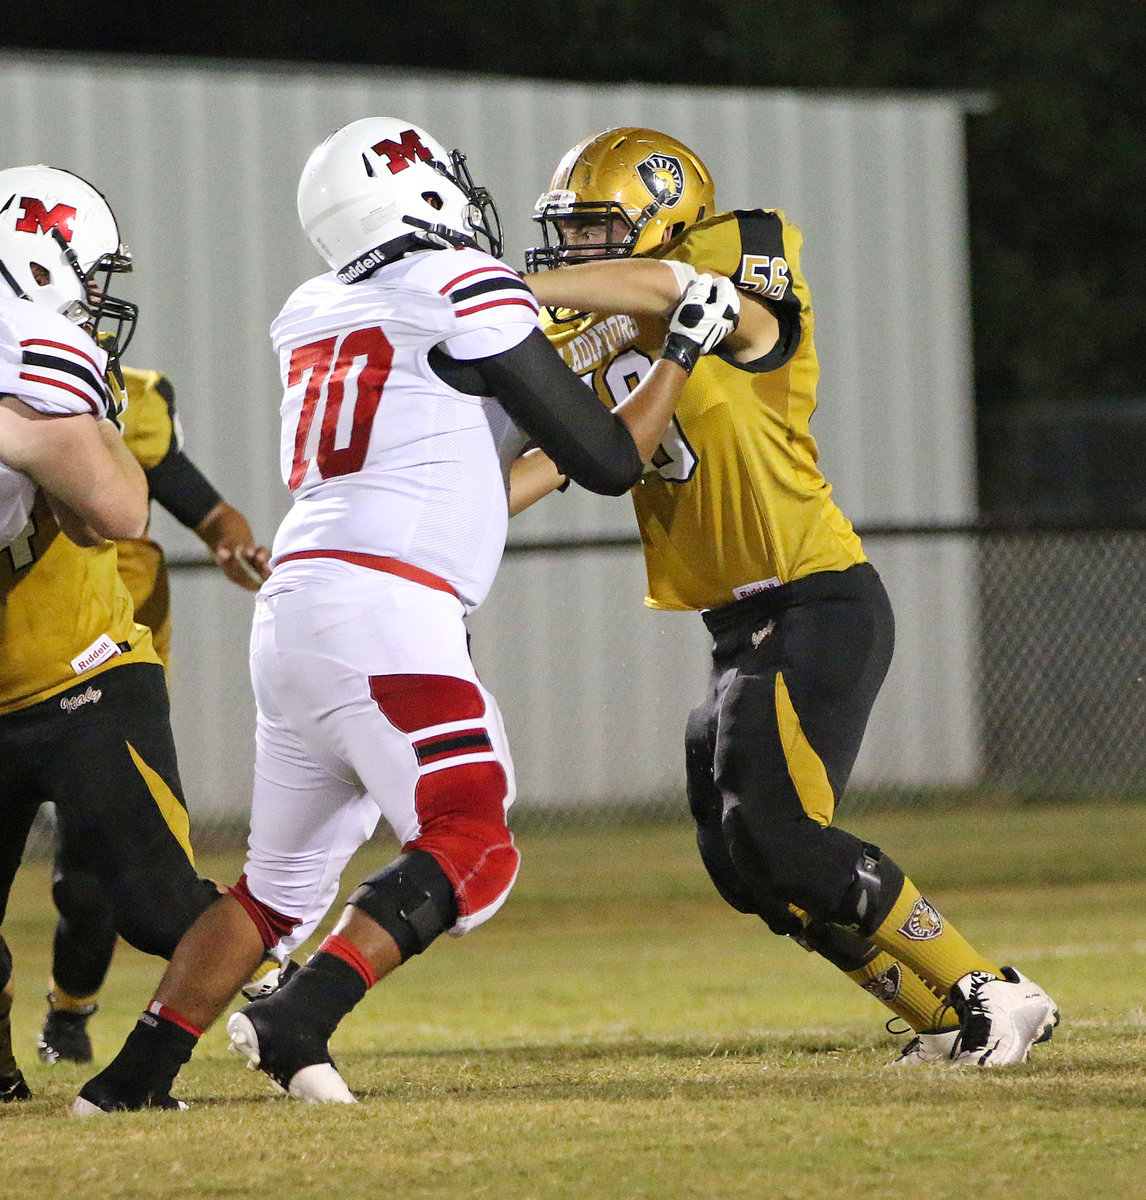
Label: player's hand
xmin=196 ymin=500 xmax=272 ymax=590
xmin=214 ymin=543 xmax=271 ymax=591
xmin=660 ymin=274 xmax=741 ymax=374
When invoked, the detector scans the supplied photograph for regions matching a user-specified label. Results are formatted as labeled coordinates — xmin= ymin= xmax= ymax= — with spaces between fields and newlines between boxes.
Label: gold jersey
xmin=0 ymin=490 xmax=159 ymax=715
xmin=120 ymin=366 xmax=181 ymax=471
xmin=541 ymin=209 xmax=865 ymax=611
xmin=115 ymin=366 xmax=182 ymax=664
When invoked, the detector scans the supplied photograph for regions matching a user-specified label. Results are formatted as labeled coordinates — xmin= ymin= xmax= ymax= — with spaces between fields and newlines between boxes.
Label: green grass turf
xmin=3 ymin=802 xmax=1145 ymax=1200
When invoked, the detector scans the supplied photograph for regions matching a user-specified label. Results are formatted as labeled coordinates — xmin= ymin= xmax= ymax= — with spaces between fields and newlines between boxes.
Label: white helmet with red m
xmin=0 ymin=165 xmax=137 ymax=351
xmin=297 ymin=117 xmax=503 ymax=283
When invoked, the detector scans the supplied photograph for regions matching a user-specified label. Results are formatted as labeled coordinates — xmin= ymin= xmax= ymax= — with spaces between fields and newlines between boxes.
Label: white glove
xmin=661 ymin=274 xmax=741 ymax=373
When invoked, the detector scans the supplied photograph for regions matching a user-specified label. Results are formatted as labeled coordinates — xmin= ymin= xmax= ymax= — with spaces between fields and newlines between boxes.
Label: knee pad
xmin=111 ymin=873 xmax=222 ymax=959
xmin=695 ymin=824 xmax=757 ymax=915
xmin=50 ymin=874 xmax=117 ymax=997
xmin=694 ymin=825 xmax=805 ymax=936
xmin=52 ymin=873 xmax=115 ymax=932
xmin=688 ymin=706 xmax=781 ymax=925
xmin=723 ymin=805 xmax=883 ymax=924
xmin=797 ymin=918 xmax=881 ymax=972
xmin=0 ymin=934 xmax=11 ymax=993
xmin=349 ymin=850 xmax=459 ymax=962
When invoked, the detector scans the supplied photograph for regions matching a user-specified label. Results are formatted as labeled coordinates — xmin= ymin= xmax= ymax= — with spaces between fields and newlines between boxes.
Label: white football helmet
xmin=0 ymin=165 xmax=137 ymax=351
xmin=297 ymin=117 xmax=503 ymax=283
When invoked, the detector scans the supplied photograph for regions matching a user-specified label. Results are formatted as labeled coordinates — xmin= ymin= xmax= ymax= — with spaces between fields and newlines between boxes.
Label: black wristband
xmin=660 ymin=332 xmax=701 ymax=374
xmin=147 ymin=450 xmax=224 ymax=529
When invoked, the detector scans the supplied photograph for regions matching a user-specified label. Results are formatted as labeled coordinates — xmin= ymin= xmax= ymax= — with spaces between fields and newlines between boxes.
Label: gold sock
xmin=245 ymin=958 xmax=278 ymax=987
xmin=47 ymin=983 xmax=100 ymax=1013
xmin=868 ymin=877 xmax=1002 ymax=995
xmin=846 ymin=950 xmax=959 ymax=1032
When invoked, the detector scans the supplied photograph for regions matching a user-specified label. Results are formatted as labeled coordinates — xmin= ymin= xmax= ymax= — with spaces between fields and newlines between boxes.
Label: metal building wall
xmin=0 ymin=54 xmax=977 ymax=812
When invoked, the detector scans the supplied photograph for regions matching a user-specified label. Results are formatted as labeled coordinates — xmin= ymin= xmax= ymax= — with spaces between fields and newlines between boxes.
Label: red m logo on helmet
xmin=372 ymin=130 xmax=433 ymax=175
xmin=14 ymin=197 xmax=77 ymax=240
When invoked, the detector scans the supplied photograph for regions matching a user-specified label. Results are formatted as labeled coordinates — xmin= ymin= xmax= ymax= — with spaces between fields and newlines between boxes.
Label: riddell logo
xmin=69 ymin=633 xmax=124 ymax=676
xmin=337 ymin=247 xmax=388 ymax=284
xmin=60 ymin=685 xmax=102 ymax=713
xmin=14 ymin=197 xmax=77 ymax=240
xmin=372 ymin=129 xmax=433 ymax=175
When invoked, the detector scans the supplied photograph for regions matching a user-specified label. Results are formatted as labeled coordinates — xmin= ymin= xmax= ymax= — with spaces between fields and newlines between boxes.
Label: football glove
xmin=660 ymin=274 xmax=741 ymax=374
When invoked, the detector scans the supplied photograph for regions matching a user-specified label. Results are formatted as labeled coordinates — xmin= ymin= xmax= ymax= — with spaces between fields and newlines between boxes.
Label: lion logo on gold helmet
xmin=636 ymin=153 xmax=686 ymax=208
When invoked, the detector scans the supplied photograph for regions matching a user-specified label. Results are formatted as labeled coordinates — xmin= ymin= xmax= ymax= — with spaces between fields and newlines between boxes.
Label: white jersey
xmin=269 ymin=246 xmax=540 ymax=609
xmin=0 ymin=298 xmax=112 ymax=545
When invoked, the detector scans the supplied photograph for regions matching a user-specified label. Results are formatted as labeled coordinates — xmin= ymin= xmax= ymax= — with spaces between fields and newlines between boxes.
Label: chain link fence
xmin=977 ymin=529 xmax=1146 ymax=797
xmin=839 ymin=526 xmax=1146 ymax=816
xmin=24 ymin=526 xmax=1146 ymax=856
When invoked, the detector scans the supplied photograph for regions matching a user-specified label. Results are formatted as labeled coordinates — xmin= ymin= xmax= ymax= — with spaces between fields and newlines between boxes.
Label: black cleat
xmin=0 ymin=1069 xmax=32 ymax=1102
xmin=39 ymin=1006 xmax=96 ymax=1064
xmin=72 ymin=1074 xmax=187 ymax=1115
xmin=226 ymin=1002 xmax=354 ymax=1103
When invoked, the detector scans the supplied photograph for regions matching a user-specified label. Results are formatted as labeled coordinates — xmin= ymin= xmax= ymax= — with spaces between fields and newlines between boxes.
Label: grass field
xmin=3 ymin=801 xmax=1146 ymax=1200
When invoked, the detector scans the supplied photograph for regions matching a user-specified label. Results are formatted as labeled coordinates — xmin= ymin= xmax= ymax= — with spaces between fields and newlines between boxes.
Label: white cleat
xmin=949 ymin=967 xmax=1059 ymax=1067
xmin=226 ymin=1011 xmax=355 ymax=1104
xmin=286 ymin=1063 xmax=357 ymax=1104
xmin=890 ymin=1028 xmax=959 ymax=1066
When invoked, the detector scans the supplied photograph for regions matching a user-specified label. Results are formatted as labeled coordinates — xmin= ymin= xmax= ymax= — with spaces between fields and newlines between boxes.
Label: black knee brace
xmin=834 ymin=843 xmax=905 ymax=937
xmin=348 ymin=850 xmax=458 ymax=962
xmin=796 ymin=919 xmax=881 ymax=971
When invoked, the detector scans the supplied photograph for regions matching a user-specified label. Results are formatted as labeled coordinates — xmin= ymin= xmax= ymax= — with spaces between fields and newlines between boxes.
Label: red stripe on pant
xmin=369 ymin=673 xmax=486 ymax=734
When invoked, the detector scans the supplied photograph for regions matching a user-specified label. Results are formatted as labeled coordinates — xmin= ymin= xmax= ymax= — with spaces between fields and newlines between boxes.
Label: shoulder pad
xmin=0 ymin=300 xmax=110 ymax=417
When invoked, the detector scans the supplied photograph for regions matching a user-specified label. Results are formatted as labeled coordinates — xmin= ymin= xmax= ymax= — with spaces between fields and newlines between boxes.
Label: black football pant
xmin=0 ymin=662 xmax=219 ymax=958
xmin=685 ymin=563 xmax=895 ymax=931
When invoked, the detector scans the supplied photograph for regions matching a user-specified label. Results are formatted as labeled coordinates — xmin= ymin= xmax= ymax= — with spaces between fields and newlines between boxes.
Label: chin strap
xmin=0 ymin=257 xmax=29 ymax=301
xmin=402 ymin=216 xmax=477 ymax=251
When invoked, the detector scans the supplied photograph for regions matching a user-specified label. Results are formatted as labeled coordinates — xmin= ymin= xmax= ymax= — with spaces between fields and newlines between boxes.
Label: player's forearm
xmin=508 ymin=447 xmax=567 ymax=516
xmin=47 ymin=439 xmax=147 ymax=543
xmin=526 ymin=259 xmax=682 ymax=317
xmin=44 ymin=495 xmax=107 ymax=547
xmin=194 ymin=500 xmax=253 ymax=553
xmin=73 ymin=419 xmax=149 ymax=540
xmin=612 ymin=359 xmax=688 ymax=463
xmin=196 ymin=500 xmax=271 ymax=590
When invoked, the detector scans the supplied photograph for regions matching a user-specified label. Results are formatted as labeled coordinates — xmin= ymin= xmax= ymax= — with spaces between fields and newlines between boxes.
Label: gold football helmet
xmin=525 ymin=127 xmax=715 ymax=270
